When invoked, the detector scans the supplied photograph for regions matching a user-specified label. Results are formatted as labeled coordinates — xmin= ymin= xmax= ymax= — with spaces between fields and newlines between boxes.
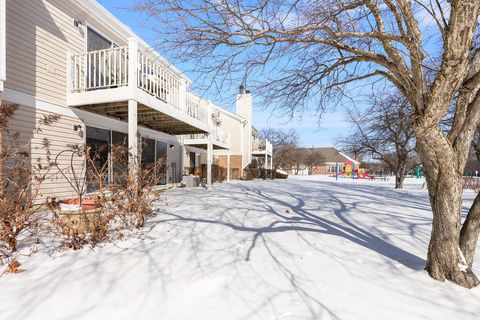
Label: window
xmin=111 ymin=131 xmax=128 ymax=185
xmin=141 ymin=138 xmax=167 ymax=186
xmin=86 ymin=126 xmax=110 ymax=192
xmin=86 ymin=127 xmax=169 ymax=190
xmin=87 ymin=27 xmax=113 ymax=52
xmin=189 ymin=152 xmax=196 ymax=174
xmin=86 ymin=27 xmax=117 ymax=89
xmin=328 ymin=165 xmax=338 ymax=173
xmin=156 ymin=141 xmax=167 ymax=185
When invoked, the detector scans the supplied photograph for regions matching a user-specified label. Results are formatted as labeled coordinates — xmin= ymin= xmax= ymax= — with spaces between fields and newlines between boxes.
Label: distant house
xmin=287 ymin=147 xmax=360 ymax=175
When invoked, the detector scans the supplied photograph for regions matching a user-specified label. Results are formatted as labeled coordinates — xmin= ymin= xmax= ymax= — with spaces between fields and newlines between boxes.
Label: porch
xmin=252 ymin=140 xmax=273 ymax=169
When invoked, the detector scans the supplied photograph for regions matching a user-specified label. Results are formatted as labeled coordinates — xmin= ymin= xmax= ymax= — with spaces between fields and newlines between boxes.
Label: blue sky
xmin=97 ymin=0 xmax=358 ymax=147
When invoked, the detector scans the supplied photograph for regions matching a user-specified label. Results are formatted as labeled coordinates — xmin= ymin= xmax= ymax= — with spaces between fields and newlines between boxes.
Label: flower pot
xmin=58 ymin=208 xmax=102 ymax=233
xmin=57 ymin=198 xmax=103 ymax=233
xmin=61 ymin=198 xmax=101 ymax=211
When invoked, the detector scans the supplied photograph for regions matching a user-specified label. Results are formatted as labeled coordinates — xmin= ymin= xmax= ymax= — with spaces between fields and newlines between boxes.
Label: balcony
xmin=252 ymin=140 xmax=273 ymax=156
xmin=181 ymin=127 xmax=230 ymax=150
xmin=67 ymin=39 xmax=209 ymax=135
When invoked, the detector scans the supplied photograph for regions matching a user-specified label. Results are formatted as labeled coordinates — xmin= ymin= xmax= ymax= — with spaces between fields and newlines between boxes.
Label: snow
xmin=1 ymin=175 xmax=480 ymax=320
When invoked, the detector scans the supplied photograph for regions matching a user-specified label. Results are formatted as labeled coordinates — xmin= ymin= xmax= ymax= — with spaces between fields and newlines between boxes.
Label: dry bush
xmin=242 ymin=168 xmax=275 ymax=180
xmin=0 ymin=103 xmax=59 ymax=254
xmin=50 ymin=142 xmax=163 ymax=250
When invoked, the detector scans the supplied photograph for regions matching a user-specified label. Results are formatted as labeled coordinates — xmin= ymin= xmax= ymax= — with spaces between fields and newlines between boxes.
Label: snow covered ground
xmin=1 ymin=175 xmax=480 ymax=320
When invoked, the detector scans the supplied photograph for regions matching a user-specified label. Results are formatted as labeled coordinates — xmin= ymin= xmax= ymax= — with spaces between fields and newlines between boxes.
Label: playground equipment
xmin=331 ymin=160 xmax=376 ymax=180
xmin=356 ymin=168 xmax=374 ymax=180
xmin=415 ymin=164 xmax=424 ymax=178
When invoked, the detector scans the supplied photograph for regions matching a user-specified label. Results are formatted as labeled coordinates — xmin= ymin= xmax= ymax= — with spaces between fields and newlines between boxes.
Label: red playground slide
xmin=357 ymin=171 xmax=374 ymax=180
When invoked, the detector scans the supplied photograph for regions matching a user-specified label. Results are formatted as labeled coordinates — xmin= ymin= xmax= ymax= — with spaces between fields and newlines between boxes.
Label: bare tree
xmin=303 ymin=148 xmax=326 ymax=175
xmin=260 ymin=128 xmax=299 ymax=169
xmin=136 ymin=0 xmax=480 ymax=287
xmin=260 ymin=128 xmax=298 ymax=152
xmin=274 ymin=144 xmax=298 ymax=171
xmin=340 ymin=92 xmax=415 ymax=188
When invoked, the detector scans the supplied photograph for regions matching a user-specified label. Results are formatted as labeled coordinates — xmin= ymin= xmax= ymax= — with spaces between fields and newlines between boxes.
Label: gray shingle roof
xmin=297 ymin=147 xmax=359 ymax=164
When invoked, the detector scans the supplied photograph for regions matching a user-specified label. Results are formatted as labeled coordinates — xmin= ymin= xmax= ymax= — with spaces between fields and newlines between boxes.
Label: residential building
xmin=0 ymin=0 xmax=272 ymax=203
xmin=181 ymin=86 xmax=273 ymax=180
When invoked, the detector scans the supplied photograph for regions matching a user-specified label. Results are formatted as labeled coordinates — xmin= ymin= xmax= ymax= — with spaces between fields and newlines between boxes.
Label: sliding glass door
xmin=86 ymin=126 xmax=110 ymax=192
xmin=86 ymin=126 xmax=169 ymax=191
xmin=156 ymin=141 xmax=167 ymax=185
xmin=111 ymin=131 xmax=128 ymax=185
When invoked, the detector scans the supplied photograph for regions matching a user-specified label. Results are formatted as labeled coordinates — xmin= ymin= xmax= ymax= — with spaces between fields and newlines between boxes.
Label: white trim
xmin=339 ymin=152 xmax=360 ymax=164
xmin=183 ymin=137 xmax=230 ymax=150
xmin=85 ymin=23 xmax=117 ymax=52
xmin=67 ymin=87 xmax=133 ymax=106
xmin=212 ymin=104 xmax=245 ymax=123
xmin=136 ymin=87 xmax=210 ymax=133
xmin=2 ymin=88 xmax=182 ymax=144
xmin=67 ymin=86 xmax=210 ymax=134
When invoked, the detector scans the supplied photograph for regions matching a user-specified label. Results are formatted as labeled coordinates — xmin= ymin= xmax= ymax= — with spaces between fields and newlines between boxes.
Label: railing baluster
xmin=113 ymin=49 xmax=117 ymax=86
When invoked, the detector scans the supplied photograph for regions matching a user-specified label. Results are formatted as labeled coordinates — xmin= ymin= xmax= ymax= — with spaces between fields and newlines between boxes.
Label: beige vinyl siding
xmin=5 ymin=0 xmax=85 ymax=105
xmin=167 ymin=143 xmax=182 ymax=183
xmin=218 ymin=112 xmax=242 ymax=153
xmin=5 ymin=105 xmax=85 ymax=202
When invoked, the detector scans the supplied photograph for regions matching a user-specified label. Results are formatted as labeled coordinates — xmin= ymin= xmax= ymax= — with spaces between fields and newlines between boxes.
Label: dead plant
xmin=0 ymin=103 xmax=59 ymax=253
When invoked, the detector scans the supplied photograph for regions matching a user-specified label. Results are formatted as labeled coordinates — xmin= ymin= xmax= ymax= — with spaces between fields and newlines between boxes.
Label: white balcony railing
xmin=184 ymin=127 xmax=230 ymax=146
xmin=70 ymin=45 xmax=196 ymax=115
xmin=186 ymin=89 xmax=208 ymax=123
xmin=214 ymin=128 xmax=230 ymax=144
xmin=138 ymin=50 xmax=180 ymax=109
xmin=252 ymin=139 xmax=273 ymax=154
xmin=69 ymin=44 xmax=231 ymax=147
xmin=70 ymin=46 xmax=128 ymax=92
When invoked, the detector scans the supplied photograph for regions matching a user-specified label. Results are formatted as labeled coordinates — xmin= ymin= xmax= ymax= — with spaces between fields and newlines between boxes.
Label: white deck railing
xmin=70 ymin=46 xmax=187 ymax=112
xmin=184 ymin=127 xmax=230 ymax=146
xmin=186 ymin=90 xmax=208 ymax=123
xmin=252 ymin=140 xmax=273 ymax=153
xmin=69 ymin=44 xmax=230 ymax=146
xmin=70 ymin=46 xmax=128 ymax=92
xmin=214 ymin=128 xmax=230 ymax=144
xmin=137 ymin=50 xmax=180 ymax=109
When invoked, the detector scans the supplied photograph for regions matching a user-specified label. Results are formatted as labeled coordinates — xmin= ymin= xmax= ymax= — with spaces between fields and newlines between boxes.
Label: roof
xmin=298 ymin=147 xmax=360 ymax=164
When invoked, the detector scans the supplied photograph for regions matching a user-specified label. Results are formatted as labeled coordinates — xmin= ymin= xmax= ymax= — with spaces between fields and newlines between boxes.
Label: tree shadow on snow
xmin=162 ymin=180 xmax=427 ymax=271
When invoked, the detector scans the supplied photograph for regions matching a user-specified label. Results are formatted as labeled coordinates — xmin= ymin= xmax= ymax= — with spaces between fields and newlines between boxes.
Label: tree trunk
xmin=416 ymin=130 xmax=480 ymax=288
xmin=424 ymin=173 xmax=479 ymax=288
xmin=394 ymin=168 xmax=406 ymax=189
xmin=460 ymin=191 xmax=480 ymax=267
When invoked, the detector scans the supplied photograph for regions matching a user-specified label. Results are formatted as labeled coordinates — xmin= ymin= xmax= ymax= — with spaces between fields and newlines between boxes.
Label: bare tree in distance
xmin=135 ymin=0 xmax=480 ymax=287
xmin=303 ymin=148 xmax=326 ymax=175
xmin=260 ymin=128 xmax=299 ymax=169
xmin=274 ymin=145 xmax=300 ymax=173
xmin=339 ymin=92 xmax=416 ymax=189
xmin=260 ymin=128 xmax=298 ymax=152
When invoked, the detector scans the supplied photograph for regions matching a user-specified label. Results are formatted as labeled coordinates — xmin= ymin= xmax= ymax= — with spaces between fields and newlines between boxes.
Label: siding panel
xmin=4 ymin=105 xmax=85 ymax=202
xmin=5 ymin=0 xmax=85 ymax=104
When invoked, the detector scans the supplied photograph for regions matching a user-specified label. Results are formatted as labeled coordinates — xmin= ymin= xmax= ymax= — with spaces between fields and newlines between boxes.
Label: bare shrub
xmin=0 ymin=103 xmax=59 ymax=253
xmin=50 ymin=142 xmax=163 ymax=250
